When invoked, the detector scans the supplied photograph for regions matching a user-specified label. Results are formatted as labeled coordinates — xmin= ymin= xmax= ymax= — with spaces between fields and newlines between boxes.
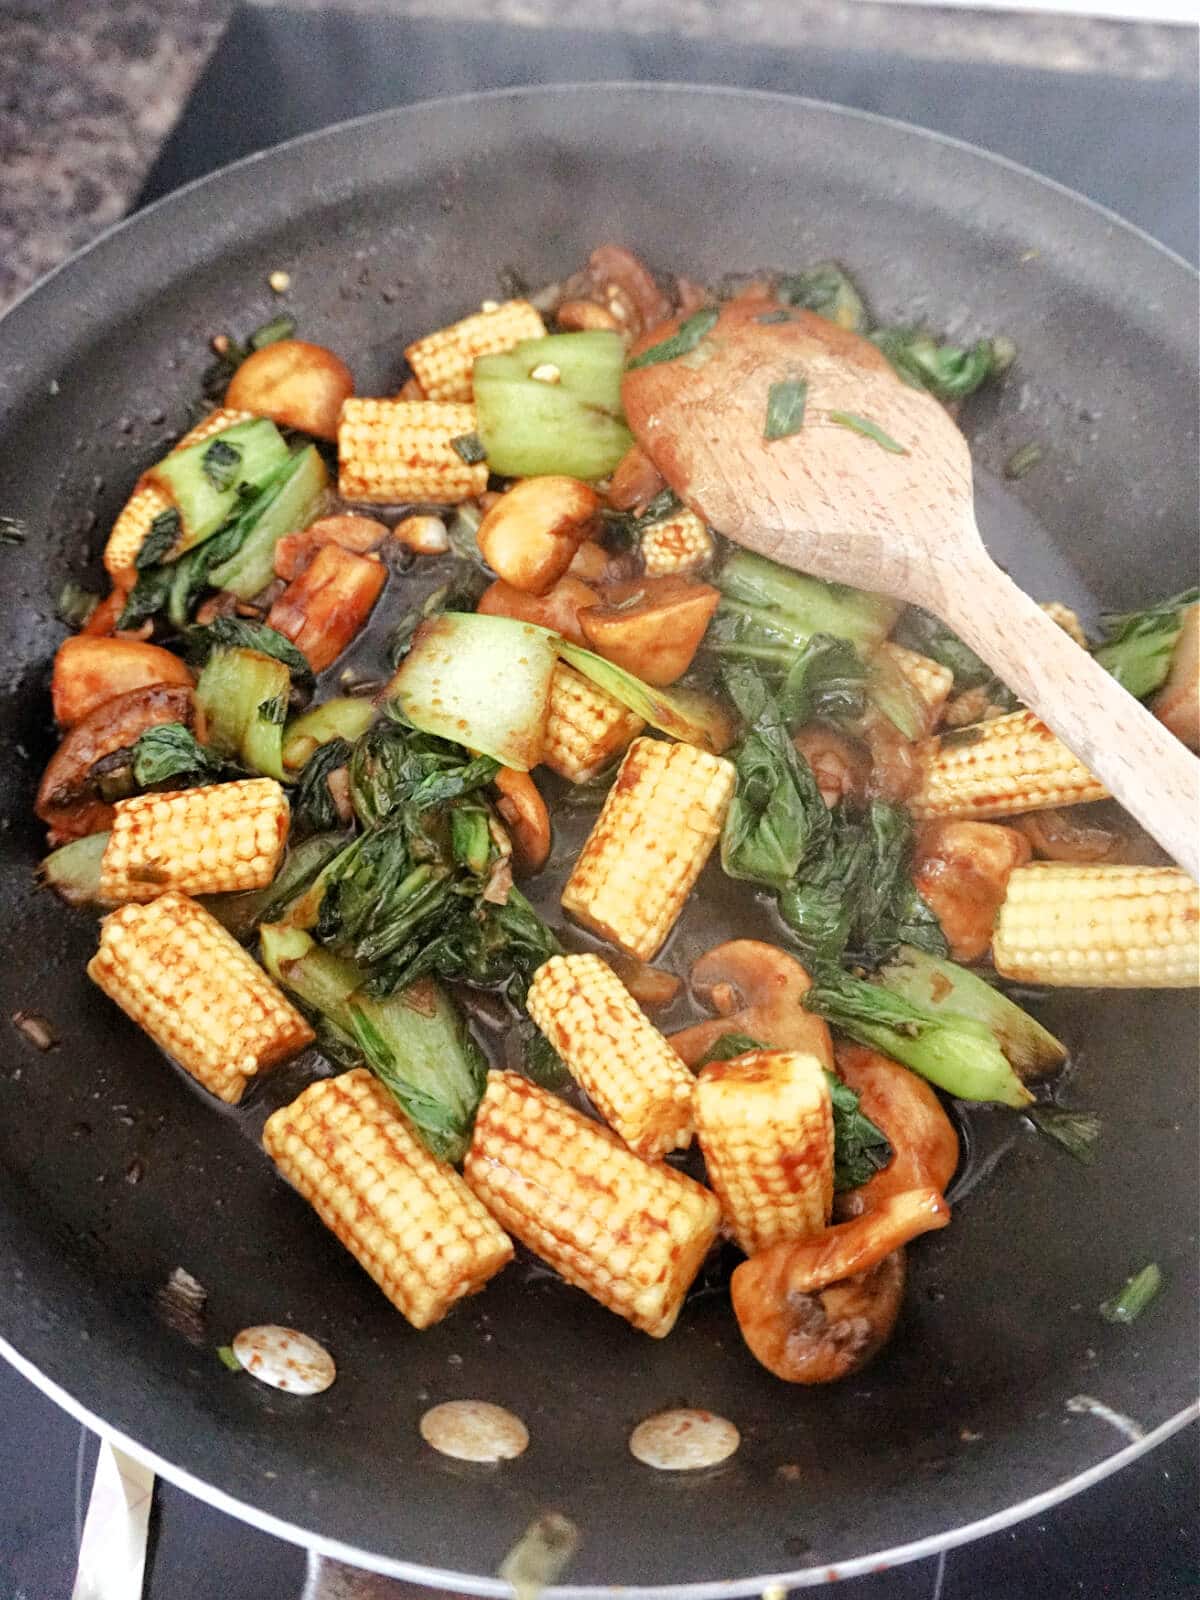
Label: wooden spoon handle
xmin=938 ymin=555 xmax=1200 ymax=879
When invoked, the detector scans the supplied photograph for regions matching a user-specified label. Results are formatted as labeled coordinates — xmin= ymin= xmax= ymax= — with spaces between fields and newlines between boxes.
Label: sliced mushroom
xmin=493 ymin=768 xmax=552 ymax=874
xmin=833 ymin=1043 xmax=959 ymax=1217
xmin=911 ymin=818 xmax=1032 ymax=963
xmin=668 ymin=940 xmax=834 ymax=1071
xmin=733 ymin=1249 xmax=907 ymax=1384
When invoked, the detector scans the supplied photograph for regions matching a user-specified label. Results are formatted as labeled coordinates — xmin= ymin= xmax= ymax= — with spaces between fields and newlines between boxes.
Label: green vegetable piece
xmin=1099 ymin=1263 xmax=1162 ymax=1325
xmin=386 ymin=612 xmax=558 ymax=771
xmin=694 ymin=1031 xmax=766 ymax=1066
xmin=136 ymin=507 xmax=183 ymax=569
xmin=195 ymin=647 xmax=291 ymax=782
xmin=216 ymin=1345 xmax=243 ymax=1373
xmin=869 ymin=327 xmax=1009 ymax=402
xmin=626 ymin=308 xmax=718 ymax=370
xmin=118 ymin=563 xmax=175 ymax=632
xmin=1028 ymin=1105 xmax=1102 ymax=1165
xmin=1094 ymin=587 xmax=1199 ymax=700
xmin=259 ymin=924 xmax=485 ymax=1164
xmin=804 ymin=968 xmax=1034 ymax=1108
xmin=145 ymin=418 xmax=289 ymax=554
xmin=39 ymin=831 xmax=110 ymax=906
xmin=1004 ymin=442 xmax=1043 ymax=479
xmin=207 ymin=444 xmax=328 ymax=600
xmin=283 ymin=697 xmax=376 ymax=771
xmin=558 ymin=640 xmax=734 ymax=754
xmin=207 ymin=832 xmax=349 ymax=940
xmin=866 ymin=646 xmax=932 ymax=741
xmin=248 ymin=313 xmax=296 ymax=350
xmin=776 ymin=262 xmax=868 ymax=332
xmin=131 ymin=722 xmax=229 ymax=789
xmin=523 ymin=1028 xmax=571 ymax=1090
xmin=186 ymin=616 xmax=314 ymax=693
xmin=828 ymin=411 xmax=907 ymax=455
xmin=348 ymin=721 xmax=497 ymax=830
xmin=201 ymin=437 xmax=244 ymax=492
xmin=474 ymin=331 xmax=632 ymax=479
xmin=715 ymin=550 xmax=899 ymax=655
xmin=878 ymin=946 xmax=1066 ymax=1080
xmin=292 ymin=740 xmax=353 ymax=835
xmin=56 ymin=580 xmax=100 ymax=629
xmin=449 ymin=431 xmax=486 ymax=464
xmin=892 ymin=606 xmax=995 ymax=691
xmin=764 ymin=377 xmax=808 ymax=441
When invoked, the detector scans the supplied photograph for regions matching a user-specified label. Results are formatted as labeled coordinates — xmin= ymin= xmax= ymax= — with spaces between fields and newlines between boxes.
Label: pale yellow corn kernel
xmin=910 ymin=709 xmax=1108 ymax=820
xmin=405 ymin=300 xmax=546 ymax=402
xmin=1041 ymin=601 xmax=1089 ymax=650
xmin=541 ymin=662 xmax=644 ymax=782
xmin=527 ymin=953 xmax=694 ymax=1158
xmin=640 ymin=509 xmax=715 ymax=577
xmin=694 ymin=1050 xmax=834 ymax=1256
xmin=87 ymin=891 xmax=313 ymax=1103
xmin=263 ymin=1070 xmax=512 ymax=1328
xmin=338 ymin=399 xmax=488 ymax=504
xmin=562 ymin=737 xmax=735 ymax=961
xmin=464 ymin=1071 xmax=720 ymax=1337
xmin=103 ymin=408 xmax=254 ymax=586
xmin=877 ymin=641 xmax=954 ymax=737
xmin=993 ymin=863 xmax=1200 ymax=988
xmin=99 ymin=779 xmax=289 ymax=903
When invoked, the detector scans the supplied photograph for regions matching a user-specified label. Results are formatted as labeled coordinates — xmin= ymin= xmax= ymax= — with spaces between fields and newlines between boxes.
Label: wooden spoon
xmin=622 ymin=299 xmax=1200 ymax=878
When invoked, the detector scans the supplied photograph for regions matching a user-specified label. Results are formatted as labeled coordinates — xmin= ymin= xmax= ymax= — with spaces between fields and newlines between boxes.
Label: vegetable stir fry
xmin=36 ymin=246 xmax=1197 ymax=1382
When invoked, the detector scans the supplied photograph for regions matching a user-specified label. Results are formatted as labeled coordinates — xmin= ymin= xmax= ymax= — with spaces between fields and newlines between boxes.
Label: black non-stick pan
xmin=0 ymin=86 xmax=1195 ymax=1594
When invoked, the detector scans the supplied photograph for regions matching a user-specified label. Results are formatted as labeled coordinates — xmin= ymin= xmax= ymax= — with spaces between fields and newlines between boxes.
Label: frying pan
xmin=0 ymin=85 xmax=1195 ymax=1594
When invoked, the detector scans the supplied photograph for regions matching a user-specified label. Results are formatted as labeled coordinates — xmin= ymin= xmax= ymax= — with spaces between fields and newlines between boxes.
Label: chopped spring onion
xmin=1099 ymin=1263 xmax=1162 ymax=1325
xmin=1028 ymin=1105 xmax=1102 ymax=1164
xmin=626 ymin=307 xmax=718 ymax=370
xmin=827 ymin=411 xmax=907 ymax=455
xmin=450 ymin=431 xmax=487 ymax=464
xmin=216 ymin=1345 xmax=243 ymax=1372
xmin=764 ymin=378 xmax=808 ymax=441
xmin=1004 ymin=442 xmax=1043 ymax=479
xmin=248 ymin=313 xmax=297 ymax=350
xmin=56 ymin=580 xmax=100 ymax=628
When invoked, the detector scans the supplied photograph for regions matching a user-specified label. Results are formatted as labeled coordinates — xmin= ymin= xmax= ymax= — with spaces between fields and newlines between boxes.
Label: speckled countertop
xmin=0 ymin=0 xmax=1193 ymax=316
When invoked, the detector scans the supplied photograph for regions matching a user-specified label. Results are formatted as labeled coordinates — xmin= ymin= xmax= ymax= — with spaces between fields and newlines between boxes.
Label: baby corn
xmin=405 ymin=300 xmax=546 ymax=402
xmin=103 ymin=408 xmax=253 ymax=588
xmin=541 ymin=662 xmax=644 ymax=782
xmin=993 ymin=863 xmax=1200 ymax=987
xmin=464 ymin=1071 xmax=721 ymax=1336
xmin=1041 ymin=601 xmax=1089 ymax=650
xmin=99 ymin=778 xmax=289 ymax=902
xmin=264 ymin=1070 xmax=512 ymax=1329
xmin=561 ymin=736 xmax=735 ymax=961
xmin=694 ymin=1050 xmax=834 ymax=1255
xmin=527 ymin=953 xmax=694 ymax=1158
xmin=338 ymin=399 xmax=488 ymax=504
xmin=910 ymin=709 xmax=1108 ymax=819
xmin=88 ymin=891 xmax=313 ymax=1103
xmin=876 ymin=641 xmax=954 ymax=737
xmin=640 ymin=507 xmax=714 ymax=577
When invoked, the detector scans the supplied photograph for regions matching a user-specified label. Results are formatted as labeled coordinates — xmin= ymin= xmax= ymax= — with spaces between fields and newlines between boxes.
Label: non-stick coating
xmin=0 ymin=87 xmax=1195 ymax=1593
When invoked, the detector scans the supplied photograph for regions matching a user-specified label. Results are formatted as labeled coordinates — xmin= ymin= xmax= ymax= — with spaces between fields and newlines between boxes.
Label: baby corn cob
xmin=876 ymin=641 xmax=954 ymax=737
xmin=694 ymin=1051 xmax=834 ymax=1255
xmin=993 ymin=863 xmax=1200 ymax=987
xmin=640 ymin=508 xmax=715 ymax=577
xmin=910 ymin=709 xmax=1108 ymax=820
xmin=1041 ymin=601 xmax=1089 ymax=650
xmin=103 ymin=408 xmax=253 ymax=588
xmin=464 ymin=1071 xmax=721 ymax=1336
xmin=338 ymin=399 xmax=488 ymax=504
xmin=99 ymin=778 xmax=289 ymax=902
xmin=541 ymin=662 xmax=644 ymax=782
xmin=561 ymin=736 xmax=735 ymax=961
xmin=527 ymin=953 xmax=694 ymax=1158
xmin=88 ymin=891 xmax=313 ymax=1103
xmin=405 ymin=300 xmax=546 ymax=402
xmin=263 ymin=1070 xmax=513 ymax=1329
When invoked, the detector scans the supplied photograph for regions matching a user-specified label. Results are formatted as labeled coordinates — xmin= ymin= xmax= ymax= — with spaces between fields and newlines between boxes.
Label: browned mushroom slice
xmin=668 ymin=940 xmax=834 ymax=1071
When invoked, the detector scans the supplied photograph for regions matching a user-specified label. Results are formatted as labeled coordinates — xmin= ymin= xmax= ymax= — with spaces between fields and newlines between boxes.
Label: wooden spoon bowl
xmin=622 ymin=300 xmax=1199 ymax=876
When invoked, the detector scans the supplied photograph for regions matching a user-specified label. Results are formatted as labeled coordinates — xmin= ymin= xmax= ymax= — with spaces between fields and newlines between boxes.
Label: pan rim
xmin=4 ymin=1334 xmax=1195 ymax=1595
xmin=0 ymin=79 xmax=1195 ymax=1592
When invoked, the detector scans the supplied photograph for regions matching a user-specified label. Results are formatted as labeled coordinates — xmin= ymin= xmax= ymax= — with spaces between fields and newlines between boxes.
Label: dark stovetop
xmin=3 ymin=7 xmax=1197 ymax=1597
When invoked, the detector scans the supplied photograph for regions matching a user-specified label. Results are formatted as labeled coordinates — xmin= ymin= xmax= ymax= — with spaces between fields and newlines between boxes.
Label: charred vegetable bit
xmin=1099 ymin=1262 xmax=1162 ymax=1325
xmin=1027 ymin=1105 xmax=1102 ymax=1165
xmin=260 ymin=925 xmax=485 ymax=1163
xmin=1094 ymin=588 xmax=1199 ymax=700
xmin=694 ymin=1030 xmax=892 ymax=1192
xmin=56 ymin=581 xmax=101 ymax=629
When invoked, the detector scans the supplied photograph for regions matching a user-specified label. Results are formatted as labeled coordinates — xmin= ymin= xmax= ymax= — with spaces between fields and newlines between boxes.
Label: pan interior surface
xmin=0 ymin=86 xmax=1195 ymax=1592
